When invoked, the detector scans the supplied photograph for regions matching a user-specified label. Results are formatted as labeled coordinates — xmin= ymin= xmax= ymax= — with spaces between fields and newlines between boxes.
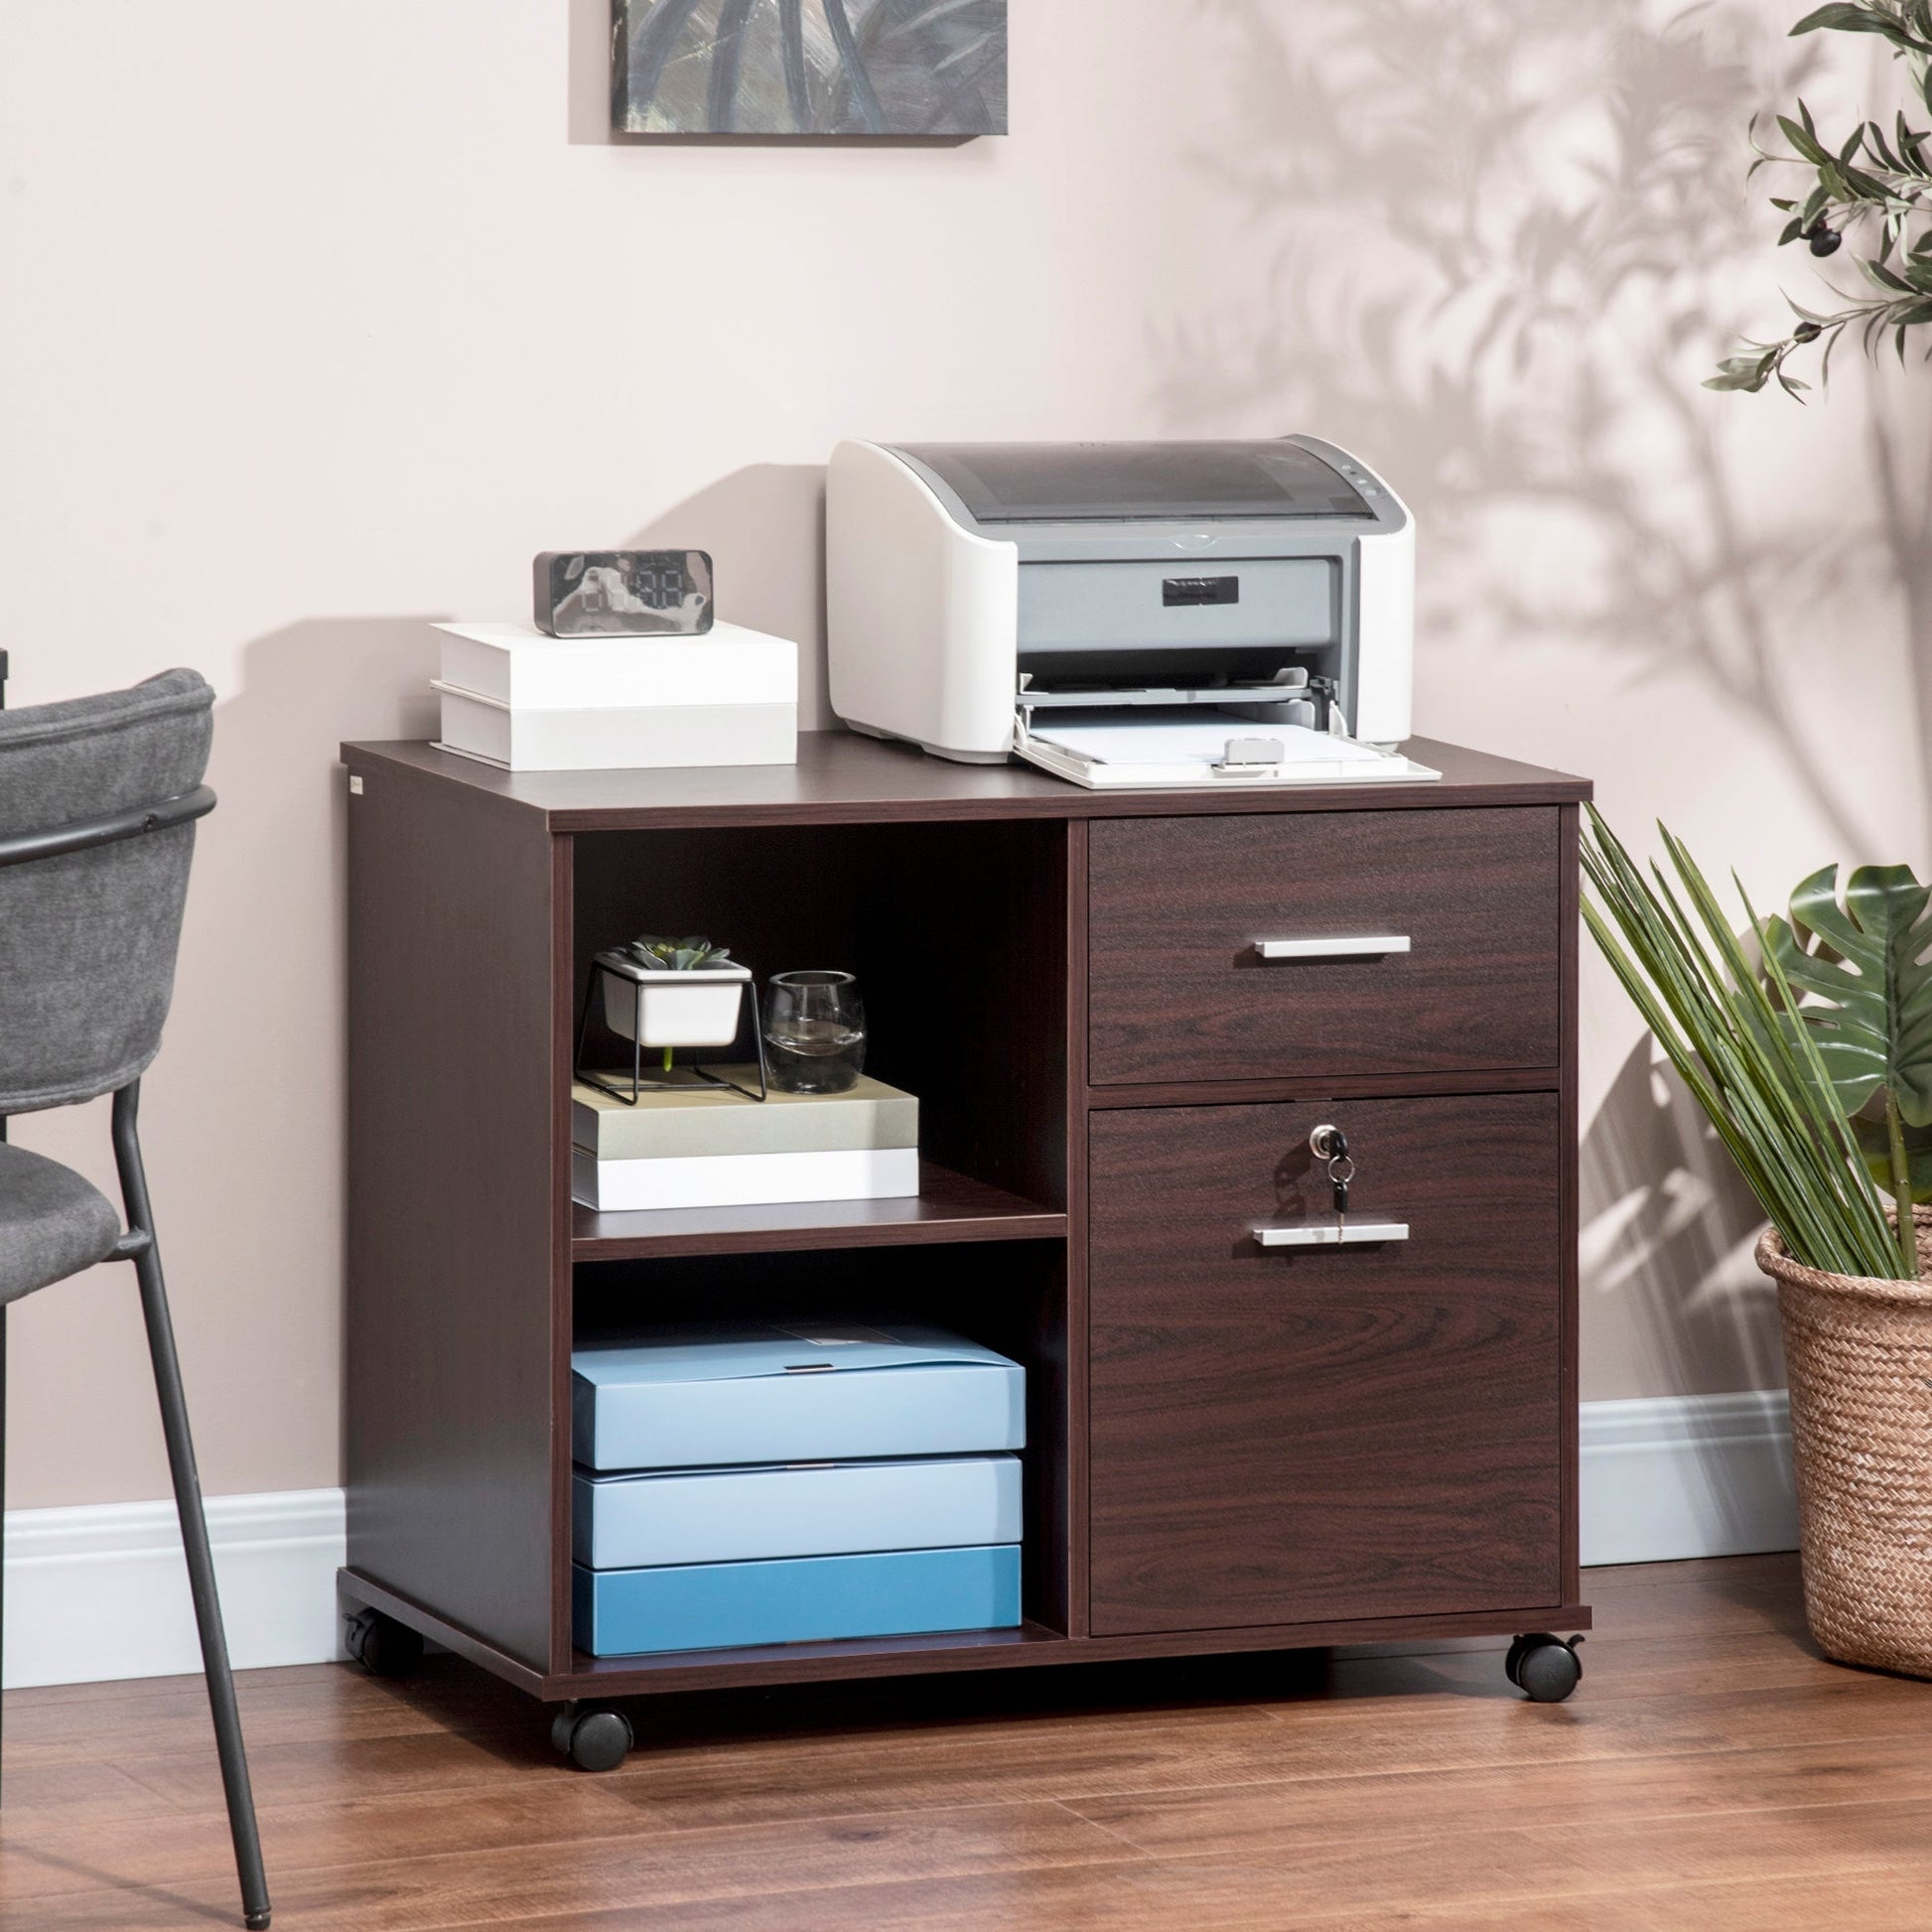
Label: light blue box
xmin=573 ymin=1452 xmax=1022 ymax=1570
xmin=573 ymin=1544 xmax=1022 ymax=1656
xmin=571 ymin=1323 xmax=1026 ymax=1471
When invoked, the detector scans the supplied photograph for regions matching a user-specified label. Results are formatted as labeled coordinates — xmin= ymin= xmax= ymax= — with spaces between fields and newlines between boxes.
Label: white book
xmin=436 ymin=687 xmax=795 ymax=772
xmin=434 ymin=621 xmax=797 ymax=711
xmin=572 ymin=1145 xmax=921 ymax=1213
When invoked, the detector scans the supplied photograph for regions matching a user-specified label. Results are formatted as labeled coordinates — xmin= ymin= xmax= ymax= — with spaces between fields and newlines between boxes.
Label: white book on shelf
xmin=433 ymin=621 xmax=796 ymax=711
xmin=572 ymin=1145 xmax=921 ymax=1213
xmin=434 ymin=685 xmax=795 ymax=772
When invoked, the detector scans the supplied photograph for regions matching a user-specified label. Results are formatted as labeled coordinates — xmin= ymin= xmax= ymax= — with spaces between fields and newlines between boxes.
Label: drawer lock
xmin=1255 ymin=1122 xmax=1408 ymax=1246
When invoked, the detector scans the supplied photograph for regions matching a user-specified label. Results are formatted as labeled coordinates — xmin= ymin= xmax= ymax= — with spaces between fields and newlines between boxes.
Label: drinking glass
xmin=762 ymin=970 xmax=866 ymax=1094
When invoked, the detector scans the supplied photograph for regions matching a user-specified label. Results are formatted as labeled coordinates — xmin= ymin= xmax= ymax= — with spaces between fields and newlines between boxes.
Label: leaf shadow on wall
xmin=1163 ymin=0 xmax=1932 ymax=858
xmin=1166 ymin=0 xmax=1932 ymax=1402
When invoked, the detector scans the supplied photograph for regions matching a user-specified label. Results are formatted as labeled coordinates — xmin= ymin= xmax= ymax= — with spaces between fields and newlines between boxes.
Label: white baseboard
xmin=0 ymin=1398 xmax=1797 ymax=1689
xmin=3 ymin=1486 xmax=346 ymax=1690
xmin=1581 ymin=1390 xmax=1798 ymax=1567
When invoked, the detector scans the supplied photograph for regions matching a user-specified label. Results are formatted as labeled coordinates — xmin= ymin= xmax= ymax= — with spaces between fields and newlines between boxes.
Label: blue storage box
xmin=571 ymin=1323 xmax=1026 ymax=1470
xmin=573 ymin=1452 xmax=1022 ymax=1570
xmin=573 ymin=1544 xmax=1022 ymax=1656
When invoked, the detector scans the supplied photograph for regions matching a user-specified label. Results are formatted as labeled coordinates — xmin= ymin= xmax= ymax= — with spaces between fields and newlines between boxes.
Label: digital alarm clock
xmin=533 ymin=550 xmax=714 ymax=637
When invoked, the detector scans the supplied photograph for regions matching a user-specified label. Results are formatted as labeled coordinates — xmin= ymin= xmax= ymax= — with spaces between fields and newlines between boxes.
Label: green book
xmin=572 ymin=1068 xmax=918 ymax=1162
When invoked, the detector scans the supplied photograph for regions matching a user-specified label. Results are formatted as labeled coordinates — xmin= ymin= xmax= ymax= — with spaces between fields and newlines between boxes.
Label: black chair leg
xmin=113 ymin=1084 xmax=272 ymax=1931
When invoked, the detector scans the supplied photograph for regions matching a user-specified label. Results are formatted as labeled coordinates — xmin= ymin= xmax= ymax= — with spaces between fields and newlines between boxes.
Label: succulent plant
xmin=624 ymin=934 xmax=736 ymax=972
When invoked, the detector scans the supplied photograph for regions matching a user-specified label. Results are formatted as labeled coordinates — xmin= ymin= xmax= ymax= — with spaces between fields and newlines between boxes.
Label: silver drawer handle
xmin=1255 ymin=935 xmax=1411 ymax=959
xmin=1255 ymin=1220 xmax=1410 ymax=1247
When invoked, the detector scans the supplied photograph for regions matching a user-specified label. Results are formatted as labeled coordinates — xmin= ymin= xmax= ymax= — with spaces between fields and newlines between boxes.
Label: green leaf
xmin=1581 ymin=811 xmax=1904 ymax=1278
xmin=1762 ymin=864 xmax=1932 ymax=1122
xmin=1779 ymin=112 xmax=1834 ymax=166
xmin=1791 ymin=1 xmax=1910 ymax=31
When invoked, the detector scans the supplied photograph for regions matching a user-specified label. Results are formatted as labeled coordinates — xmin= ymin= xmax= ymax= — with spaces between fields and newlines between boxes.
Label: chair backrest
xmin=0 ymin=670 xmax=214 ymax=1113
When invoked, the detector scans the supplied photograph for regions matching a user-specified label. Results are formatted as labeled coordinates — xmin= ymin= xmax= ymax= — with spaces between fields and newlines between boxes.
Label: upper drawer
xmin=1087 ymin=808 xmax=1561 ymax=1084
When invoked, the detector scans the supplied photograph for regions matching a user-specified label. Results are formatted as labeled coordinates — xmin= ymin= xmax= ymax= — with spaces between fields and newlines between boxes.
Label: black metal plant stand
xmin=572 ymin=957 xmax=770 ymax=1105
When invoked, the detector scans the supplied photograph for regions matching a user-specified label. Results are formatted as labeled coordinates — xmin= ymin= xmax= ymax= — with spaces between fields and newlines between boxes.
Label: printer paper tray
xmin=1013 ymin=720 xmax=1441 ymax=792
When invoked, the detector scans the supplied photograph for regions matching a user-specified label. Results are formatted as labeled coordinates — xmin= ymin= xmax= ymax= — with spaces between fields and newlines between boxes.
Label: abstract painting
xmin=613 ymin=0 xmax=1007 ymax=137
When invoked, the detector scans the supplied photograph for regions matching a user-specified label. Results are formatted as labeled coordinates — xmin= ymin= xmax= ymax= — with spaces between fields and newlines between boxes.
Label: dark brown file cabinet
xmin=338 ymin=730 xmax=1591 ymax=1758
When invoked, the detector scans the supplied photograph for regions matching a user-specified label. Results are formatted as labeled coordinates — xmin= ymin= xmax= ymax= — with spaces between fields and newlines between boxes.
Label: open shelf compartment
xmin=569 ymin=1235 xmax=1073 ymax=1657
xmin=569 ymin=817 xmax=1069 ymax=1236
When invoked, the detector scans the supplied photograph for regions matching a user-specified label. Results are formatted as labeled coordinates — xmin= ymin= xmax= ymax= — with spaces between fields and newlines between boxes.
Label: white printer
xmin=826 ymin=438 xmax=1438 ymax=788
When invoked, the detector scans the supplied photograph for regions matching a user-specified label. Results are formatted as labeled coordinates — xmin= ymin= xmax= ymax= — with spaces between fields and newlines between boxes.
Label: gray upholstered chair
xmin=0 ymin=669 xmax=270 ymax=1930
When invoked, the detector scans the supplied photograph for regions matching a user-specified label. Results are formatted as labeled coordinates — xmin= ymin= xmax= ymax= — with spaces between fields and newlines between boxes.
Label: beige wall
xmin=1 ymin=1 xmax=1922 ymax=1507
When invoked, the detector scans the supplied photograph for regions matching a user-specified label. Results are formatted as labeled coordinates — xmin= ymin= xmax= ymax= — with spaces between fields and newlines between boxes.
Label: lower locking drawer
xmin=1088 ymin=1091 xmax=1564 ymax=1636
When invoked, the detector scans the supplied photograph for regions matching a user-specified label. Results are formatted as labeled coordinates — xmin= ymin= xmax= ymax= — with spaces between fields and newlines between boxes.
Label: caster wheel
xmin=346 ymin=1607 xmax=425 ymax=1679
xmin=1507 ymin=1632 xmax=1584 ymax=1703
xmin=554 ymin=1706 xmax=633 ymax=1772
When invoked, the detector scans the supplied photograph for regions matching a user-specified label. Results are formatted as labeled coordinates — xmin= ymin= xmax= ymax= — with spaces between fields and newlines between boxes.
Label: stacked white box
xmin=431 ymin=621 xmax=797 ymax=771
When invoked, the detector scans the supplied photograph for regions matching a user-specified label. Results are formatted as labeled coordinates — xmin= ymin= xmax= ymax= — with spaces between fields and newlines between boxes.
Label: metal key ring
xmin=1326 ymin=1155 xmax=1356 ymax=1186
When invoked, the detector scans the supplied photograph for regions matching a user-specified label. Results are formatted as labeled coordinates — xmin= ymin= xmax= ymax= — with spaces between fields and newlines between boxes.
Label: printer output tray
xmin=1013 ymin=712 xmax=1441 ymax=792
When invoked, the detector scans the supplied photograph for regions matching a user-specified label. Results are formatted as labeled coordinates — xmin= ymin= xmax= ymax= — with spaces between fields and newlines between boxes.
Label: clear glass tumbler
xmin=762 ymin=970 xmax=867 ymax=1094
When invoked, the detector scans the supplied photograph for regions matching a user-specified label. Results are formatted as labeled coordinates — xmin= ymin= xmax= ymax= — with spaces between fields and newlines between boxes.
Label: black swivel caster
xmin=345 ymin=1607 xmax=425 ymax=1679
xmin=551 ymin=1703 xmax=634 ymax=1772
xmin=1505 ymin=1631 xmax=1584 ymax=1703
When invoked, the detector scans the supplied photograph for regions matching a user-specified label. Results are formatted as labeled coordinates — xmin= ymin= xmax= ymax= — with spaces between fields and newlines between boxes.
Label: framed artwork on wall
xmin=612 ymin=0 xmax=1008 ymax=137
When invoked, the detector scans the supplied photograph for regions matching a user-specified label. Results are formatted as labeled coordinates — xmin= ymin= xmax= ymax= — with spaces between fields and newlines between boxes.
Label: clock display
xmin=533 ymin=549 xmax=715 ymax=636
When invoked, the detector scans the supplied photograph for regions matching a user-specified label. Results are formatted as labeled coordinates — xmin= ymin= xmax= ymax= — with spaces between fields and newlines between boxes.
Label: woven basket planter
xmin=1756 ymin=1206 xmax=1932 ymax=1678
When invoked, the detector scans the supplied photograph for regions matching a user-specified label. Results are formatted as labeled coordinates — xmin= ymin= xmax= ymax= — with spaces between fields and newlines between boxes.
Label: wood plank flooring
xmin=4 ymin=1555 xmax=1931 ymax=1929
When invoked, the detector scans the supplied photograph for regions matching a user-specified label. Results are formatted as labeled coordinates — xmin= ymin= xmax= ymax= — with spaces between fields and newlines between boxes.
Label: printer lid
xmin=894 ymin=440 xmax=1372 ymax=524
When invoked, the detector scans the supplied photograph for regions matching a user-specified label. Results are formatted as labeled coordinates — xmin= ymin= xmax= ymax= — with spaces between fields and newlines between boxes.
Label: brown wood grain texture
xmin=1088 ymin=1092 xmax=1564 ymax=1635
xmin=570 ymin=1164 xmax=1067 ymax=1261
xmin=343 ymin=755 xmax=560 ymax=1671
xmin=341 ymin=733 xmax=1587 ymax=1709
xmin=15 ymin=1560 xmax=1932 ymax=1932
xmin=1087 ymin=806 xmax=1562 ymax=1083
xmin=341 ymin=732 xmax=1591 ymax=831
xmin=1557 ymin=800 xmax=1582 ymax=1601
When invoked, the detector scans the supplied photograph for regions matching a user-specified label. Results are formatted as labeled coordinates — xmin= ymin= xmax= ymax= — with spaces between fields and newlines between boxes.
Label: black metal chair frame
xmin=0 ymin=778 xmax=272 ymax=1930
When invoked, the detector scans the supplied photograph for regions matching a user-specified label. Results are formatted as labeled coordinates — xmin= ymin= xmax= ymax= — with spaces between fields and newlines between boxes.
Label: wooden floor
xmin=4 ymin=1555 xmax=1932 ymax=1929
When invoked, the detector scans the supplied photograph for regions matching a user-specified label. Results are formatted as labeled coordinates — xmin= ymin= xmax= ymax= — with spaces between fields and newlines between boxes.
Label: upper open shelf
xmin=572 ymin=1160 xmax=1065 ymax=1261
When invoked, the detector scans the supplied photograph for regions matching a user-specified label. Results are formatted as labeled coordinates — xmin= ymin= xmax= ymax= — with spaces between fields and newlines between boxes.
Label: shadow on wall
xmin=174 ymin=621 xmax=441 ymax=1468
xmin=1166 ymin=0 xmax=1931 ymax=858
xmin=1581 ymin=1038 xmax=1784 ymax=1395
xmin=1170 ymin=0 xmax=1932 ymax=1398
xmin=623 ymin=463 xmax=834 ymax=728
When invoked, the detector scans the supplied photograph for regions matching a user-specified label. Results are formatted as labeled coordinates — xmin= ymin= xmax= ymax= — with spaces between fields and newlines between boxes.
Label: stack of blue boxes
xmin=571 ymin=1322 xmax=1026 ymax=1655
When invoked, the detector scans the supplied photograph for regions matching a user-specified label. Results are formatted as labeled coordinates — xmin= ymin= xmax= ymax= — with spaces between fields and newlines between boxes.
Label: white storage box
xmin=431 ymin=621 xmax=796 ymax=772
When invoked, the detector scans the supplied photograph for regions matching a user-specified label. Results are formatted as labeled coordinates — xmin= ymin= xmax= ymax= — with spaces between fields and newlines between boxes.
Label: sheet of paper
xmin=1027 ymin=710 xmax=1384 ymax=766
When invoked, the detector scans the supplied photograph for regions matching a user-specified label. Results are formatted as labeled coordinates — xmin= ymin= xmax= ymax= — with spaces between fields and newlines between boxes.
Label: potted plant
xmin=594 ymin=934 xmax=751 ymax=1072
xmin=1583 ymin=814 xmax=1932 ymax=1675
xmin=1710 ymin=0 xmax=1932 ymax=395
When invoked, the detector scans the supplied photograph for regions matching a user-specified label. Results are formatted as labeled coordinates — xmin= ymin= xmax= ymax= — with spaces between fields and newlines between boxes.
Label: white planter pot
xmin=596 ymin=955 xmax=751 ymax=1048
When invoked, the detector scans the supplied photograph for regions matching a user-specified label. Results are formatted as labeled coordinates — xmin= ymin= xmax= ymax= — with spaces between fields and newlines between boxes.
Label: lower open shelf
xmin=571 ymin=1161 xmax=1066 ymax=1261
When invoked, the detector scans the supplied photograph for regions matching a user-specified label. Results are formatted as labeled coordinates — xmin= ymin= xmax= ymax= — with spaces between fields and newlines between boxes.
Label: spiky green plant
xmin=1581 ymin=809 xmax=1929 ymax=1281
